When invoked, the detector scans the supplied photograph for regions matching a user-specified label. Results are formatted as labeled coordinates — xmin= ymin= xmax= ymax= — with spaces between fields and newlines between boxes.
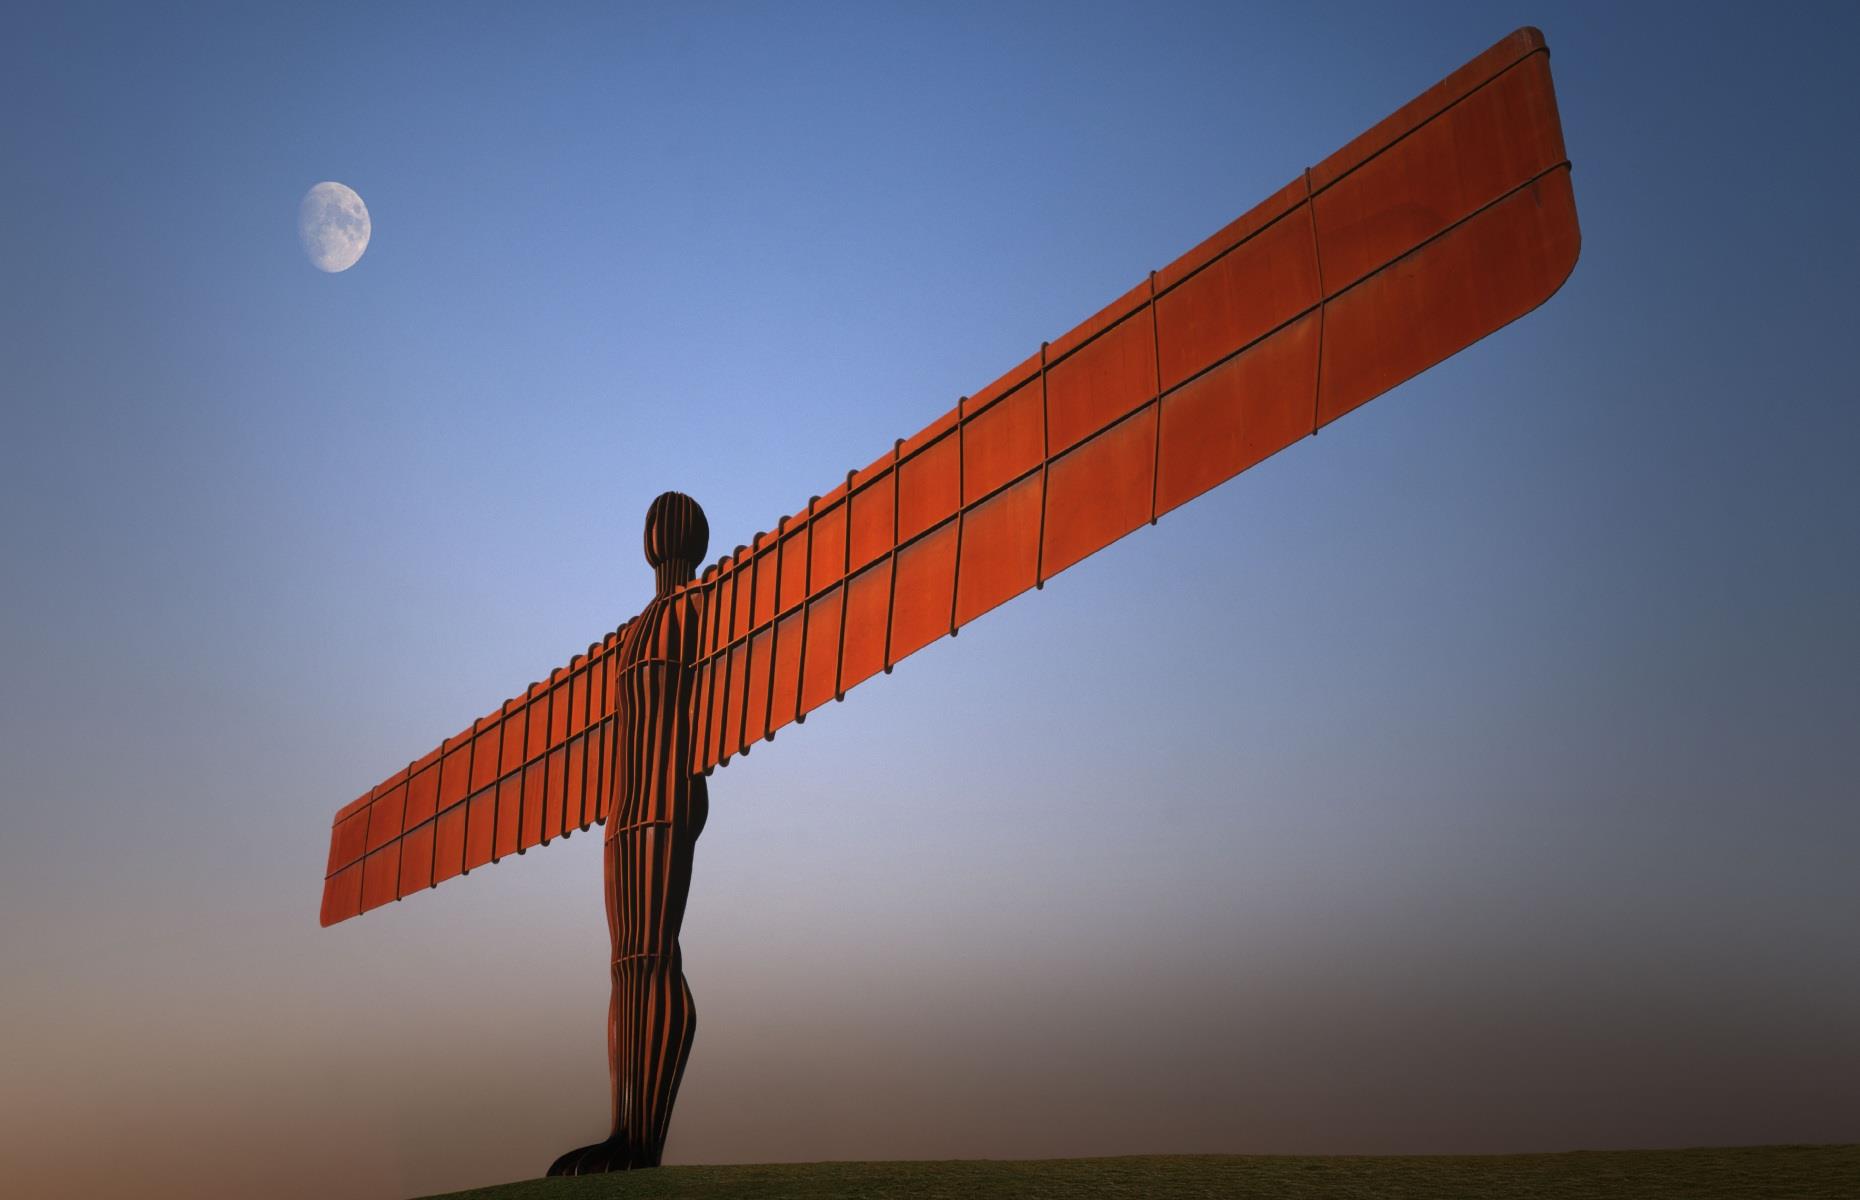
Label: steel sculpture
xmin=319 ymin=28 xmax=1581 ymax=1175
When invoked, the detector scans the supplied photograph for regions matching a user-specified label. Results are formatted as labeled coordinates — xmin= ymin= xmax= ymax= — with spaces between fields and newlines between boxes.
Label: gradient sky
xmin=3 ymin=3 xmax=1856 ymax=1197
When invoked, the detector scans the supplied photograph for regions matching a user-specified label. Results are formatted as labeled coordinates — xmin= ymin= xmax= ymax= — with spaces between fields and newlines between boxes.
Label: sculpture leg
xmin=545 ymin=832 xmax=637 ymax=1176
xmin=547 ymin=787 xmax=704 ymax=1177
xmin=618 ymin=811 xmax=701 ymax=1167
xmin=620 ymin=951 xmax=697 ymax=1166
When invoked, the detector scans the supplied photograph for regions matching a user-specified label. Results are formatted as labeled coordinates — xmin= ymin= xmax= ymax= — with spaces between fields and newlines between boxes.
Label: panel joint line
xmin=1147 ymin=270 xmax=1164 ymax=525
xmin=1035 ymin=341 xmax=1050 ymax=590
xmin=794 ymin=496 xmax=817 ymax=724
xmin=882 ymin=438 xmax=902 ymax=674
xmin=834 ymin=469 xmax=854 ymax=702
xmin=763 ymin=515 xmax=786 ymax=742
xmin=1304 ymin=166 xmax=1328 ymax=436
xmin=949 ymin=396 xmax=967 ymax=636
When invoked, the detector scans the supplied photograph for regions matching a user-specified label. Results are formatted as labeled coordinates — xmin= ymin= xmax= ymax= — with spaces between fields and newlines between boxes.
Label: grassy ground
xmin=417 ymin=1144 xmax=1856 ymax=1200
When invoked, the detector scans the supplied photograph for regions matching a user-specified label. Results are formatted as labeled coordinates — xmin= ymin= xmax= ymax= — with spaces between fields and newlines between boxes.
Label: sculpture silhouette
xmin=545 ymin=492 xmax=710 ymax=1174
xmin=318 ymin=28 xmax=1581 ymax=1175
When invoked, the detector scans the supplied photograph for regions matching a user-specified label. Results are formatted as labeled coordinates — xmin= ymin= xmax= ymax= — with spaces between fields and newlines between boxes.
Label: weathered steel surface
xmin=681 ymin=25 xmax=1577 ymax=776
xmin=318 ymin=26 xmax=1580 ymax=1174
xmin=323 ymin=23 xmax=1576 ymax=919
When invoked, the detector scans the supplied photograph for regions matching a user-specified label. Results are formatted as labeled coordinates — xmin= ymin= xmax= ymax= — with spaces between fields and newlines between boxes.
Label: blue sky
xmin=2 ymin=4 xmax=1856 ymax=1197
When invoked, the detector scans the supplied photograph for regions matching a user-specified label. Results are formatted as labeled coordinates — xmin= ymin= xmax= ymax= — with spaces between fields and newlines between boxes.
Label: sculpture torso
xmin=607 ymin=586 xmax=708 ymax=956
xmin=610 ymin=588 xmax=706 ymax=826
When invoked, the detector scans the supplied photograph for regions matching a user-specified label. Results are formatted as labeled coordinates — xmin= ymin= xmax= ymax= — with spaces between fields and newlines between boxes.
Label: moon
xmin=298 ymin=181 xmax=371 ymax=273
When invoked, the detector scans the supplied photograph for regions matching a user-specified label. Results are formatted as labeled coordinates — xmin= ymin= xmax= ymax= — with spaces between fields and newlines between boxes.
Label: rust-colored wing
xmin=688 ymin=27 xmax=1578 ymax=775
xmin=320 ymin=626 xmax=630 ymax=926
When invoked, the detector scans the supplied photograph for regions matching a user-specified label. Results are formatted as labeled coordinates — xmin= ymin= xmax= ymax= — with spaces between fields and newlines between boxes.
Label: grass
xmin=417 ymin=1144 xmax=1857 ymax=1199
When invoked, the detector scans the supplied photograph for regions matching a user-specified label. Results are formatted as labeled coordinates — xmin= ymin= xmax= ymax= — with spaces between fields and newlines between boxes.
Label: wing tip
xmin=1529 ymin=165 xmax=1584 ymax=311
xmin=1505 ymin=25 xmax=1547 ymax=55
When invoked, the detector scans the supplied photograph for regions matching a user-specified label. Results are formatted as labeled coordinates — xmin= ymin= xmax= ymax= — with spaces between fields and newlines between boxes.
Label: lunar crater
xmin=299 ymin=181 xmax=371 ymax=273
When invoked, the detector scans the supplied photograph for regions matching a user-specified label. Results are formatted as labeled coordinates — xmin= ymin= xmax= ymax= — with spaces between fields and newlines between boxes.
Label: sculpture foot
xmin=546 ymin=1136 xmax=638 ymax=1176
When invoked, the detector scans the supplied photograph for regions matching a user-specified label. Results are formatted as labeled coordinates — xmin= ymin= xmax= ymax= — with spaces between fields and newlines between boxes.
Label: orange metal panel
xmin=469 ymin=720 xmax=501 ymax=794
xmin=964 ymin=349 xmax=1043 ymax=419
xmin=1309 ymin=27 xmax=1545 ymax=191
xmin=954 ymin=474 xmax=1042 ymax=627
xmin=720 ymin=641 xmax=750 ymax=761
xmin=703 ymin=639 xmax=733 ymax=770
xmin=564 ymin=735 xmax=588 ymax=832
xmin=889 ymin=521 xmax=957 ymax=663
xmin=687 ymin=607 xmax=715 ymax=760
xmin=900 ymin=404 xmax=959 ymax=458
xmin=438 ymin=738 xmax=470 ymax=813
xmin=1157 ymin=177 xmax=1308 ymax=294
xmin=850 ymin=449 xmax=891 ymax=493
xmin=432 ymin=802 xmax=466 ymax=885
xmin=741 ymin=627 xmax=774 ymax=747
xmin=695 ymin=640 xmax=724 ymax=764
xmin=727 ymin=555 xmax=755 ymax=643
xmin=463 ymin=789 xmax=495 ymax=872
xmin=1315 ymin=53 xmax=1564 ymax=292
xmin=808 ymin=500 xmax=847 ymax=594
xmin=590 ymin=726 xmax=611 ymax=829
xmin=580 ymin=659 xmax=599 ymax=735
xmin=543 ymin=745 xmax=568 ymax=841
xmin=778 ymin=524 xmax=809 ymax=614
xmin=814 ymin=477 xmax=849 ymax=512
xmin=712 ymin=557 xmax=742 ymax=646
xmin=1156 ymin=311 xmax=1320 ymax=516
xmin=797 ymin=588 xmax=844 ymax=718
xmin=591 ymin=721 xmax=612 ymax=826
xmin=767 ymin=610 xmax=804 ymax=736
xmin=567 ymin=669 xmax=588 ymax=738
xmin=1046 ymin=277 xmax=1152 ymax=365
xmin=750 ymin=543 xmax=779 ymax=630
xmin=1156 ymin=205 xmax=1319 ymax=392
xmin=494 ymin=775 xmax=522 ymax=860
xmin=499 ymin=705 xmax=526 ymax=777
xmin=838 ymin=560 xmax=891 ymax=694
xmin=360 ymin=844 xmax=400 ymax=911
xmin=320 ymin=862 xmax=362 ymax=926
xmin=693 ymin=568 xmax=730 ymax=767
xmin=334 ymin=789 xmax=372 ymax=825
xmin=588 ymin=721 xmax=611 ymax=826
xmin=404 ymin=758 xmax=439 ymax=827
xmin=548 ymin=672 xmax=570 ymax=746
xmin=1044 ymin=310 xmax=1158 ymax=456
xmin=398 ymin=820 xmax=435 ymax=895
xmin=590 ymin=651 xmax=612 ymax=725
xmin=1318 ymin=167 xmax=1578 ymax=426
xmin=962 ymin=379 xmax=1043 ymax=503
xmin=328 ymin=809 xmax=369 ymax=876
xmin=1043 ymin=408 xmax=1157 ymax=579
xmin=898 ymin=432 xmax=960 ymax=543
xmin=519 ymin=759 xmax=545 ymax=848
xmin=525 ymin=688 xmax=550 ymax=769
xmin=847 ymin=475 xmax=895 ymax=574
xmin=366 ymin=782 xmax=406 ymax=854
xmin=569 ymin=725 xmax=591 ymax=829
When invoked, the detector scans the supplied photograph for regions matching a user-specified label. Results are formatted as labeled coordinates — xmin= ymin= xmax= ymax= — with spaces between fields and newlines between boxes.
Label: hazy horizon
xmin=3 ymin=3 xmax=1856 ymax=1198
